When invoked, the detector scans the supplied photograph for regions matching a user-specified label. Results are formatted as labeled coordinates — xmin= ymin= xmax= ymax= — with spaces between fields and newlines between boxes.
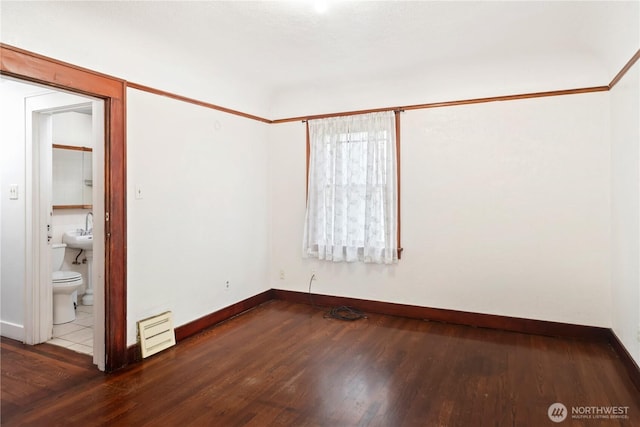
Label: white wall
xmin=269 ymin=92 xmax=611 ymax=327
xmin=126 ymin=88 xmax=270 ymax=345
xmin=0 ymin=81 xmax=33 ymax=339
xmin=53 ymin=112 xmax=92 ymax=147
xmin=269 ymin=52 xmax=606 ymax=120
xmin=611 ymin=60 xmax=640 ymax=365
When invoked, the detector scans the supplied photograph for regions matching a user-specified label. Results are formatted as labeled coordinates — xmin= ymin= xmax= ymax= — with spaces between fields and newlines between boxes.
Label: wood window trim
xmin=394 ymin=111 xmax=403 ymax=259
xmin=305 ymin=113 xmax=403 ymax=260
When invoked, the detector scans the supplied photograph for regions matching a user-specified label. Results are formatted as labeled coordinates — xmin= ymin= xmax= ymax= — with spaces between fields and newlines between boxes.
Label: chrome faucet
xmin=85 ymin=211 xmax=93 ymax=235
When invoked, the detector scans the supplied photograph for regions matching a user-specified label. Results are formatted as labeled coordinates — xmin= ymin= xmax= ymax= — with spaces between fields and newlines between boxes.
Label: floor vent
xmin=137 ymin=311 xmax=176 ymax=359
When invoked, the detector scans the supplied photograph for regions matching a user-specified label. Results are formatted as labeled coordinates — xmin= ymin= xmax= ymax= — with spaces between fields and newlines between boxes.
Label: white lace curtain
xmin=303 ymin=111 xmax=398 ymax=264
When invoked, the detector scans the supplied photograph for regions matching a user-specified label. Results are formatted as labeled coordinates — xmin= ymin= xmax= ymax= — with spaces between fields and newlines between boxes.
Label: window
xmin=303 ymin=111 xmax=400 ymax=264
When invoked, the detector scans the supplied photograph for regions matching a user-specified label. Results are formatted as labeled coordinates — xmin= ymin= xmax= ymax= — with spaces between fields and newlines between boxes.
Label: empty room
xmin=1 ymin=1 xmax=639 ymax=426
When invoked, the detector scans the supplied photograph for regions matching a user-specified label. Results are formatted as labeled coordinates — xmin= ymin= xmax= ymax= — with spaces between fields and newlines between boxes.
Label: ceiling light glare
xmin=314 ymin=0 xmax=328 ymax=14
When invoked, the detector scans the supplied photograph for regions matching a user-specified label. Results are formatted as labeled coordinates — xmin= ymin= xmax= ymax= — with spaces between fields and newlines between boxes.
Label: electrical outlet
xmin=225 ymin=280 xmax=230 ymax=290
xmin=279 ymin=270 xmax=285 ymax=280
xmin=311 ymin=270 xmax=317 ymax=281
xmin=9 ymin=184 xmax=19 ymax=200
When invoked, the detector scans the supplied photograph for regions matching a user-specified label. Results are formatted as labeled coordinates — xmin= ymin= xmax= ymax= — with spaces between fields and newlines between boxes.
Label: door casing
xmin=1 ymin=43 xmax=128 ymax=372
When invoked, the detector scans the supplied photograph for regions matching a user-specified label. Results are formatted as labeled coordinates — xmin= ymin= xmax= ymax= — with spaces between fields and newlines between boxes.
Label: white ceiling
xmin=1 ymin=1 xmax=638 ymax=117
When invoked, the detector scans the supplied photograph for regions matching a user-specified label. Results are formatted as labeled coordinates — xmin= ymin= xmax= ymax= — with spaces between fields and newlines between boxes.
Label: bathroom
xmin=48 ymin=109 xmax=95 ymax=355
xmin=1 ymin=76 xmax=106 ymax=369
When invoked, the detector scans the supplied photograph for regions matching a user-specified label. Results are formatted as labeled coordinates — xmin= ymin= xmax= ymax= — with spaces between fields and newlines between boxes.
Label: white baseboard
xmin=1 ymin=320 xmax=24 ymax=341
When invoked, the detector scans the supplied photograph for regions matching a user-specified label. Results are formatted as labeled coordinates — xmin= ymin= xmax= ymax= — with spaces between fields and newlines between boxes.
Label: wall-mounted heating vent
xmin=137 ymin=311 xmax=176 ymax=359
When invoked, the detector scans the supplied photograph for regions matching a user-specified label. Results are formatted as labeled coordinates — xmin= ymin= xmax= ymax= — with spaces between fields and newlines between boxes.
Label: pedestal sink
xmin=62 ymin=230 xmax=94 ymax=306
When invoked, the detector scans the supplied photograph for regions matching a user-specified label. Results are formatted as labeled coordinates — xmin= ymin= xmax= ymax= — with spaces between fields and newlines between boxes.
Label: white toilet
xmin=52 ymin=243 xmax=83 ymax=325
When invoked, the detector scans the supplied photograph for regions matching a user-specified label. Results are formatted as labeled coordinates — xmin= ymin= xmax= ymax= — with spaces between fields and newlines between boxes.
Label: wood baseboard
xmin=271 ymin=289 xmax=610 ymax=341
xmin=124 ymin=287 xmax=639 ymax=394
xmin=607 ymin=329 xmax=640 ymax=392
xmin=273 ymin=289 xmax=640 ymax=392
xmin=127 ymin=289 xmax=274 ymax=364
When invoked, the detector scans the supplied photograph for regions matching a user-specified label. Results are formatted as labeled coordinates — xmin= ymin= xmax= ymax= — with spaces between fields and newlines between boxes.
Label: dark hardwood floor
xmin=2 ymin=300 xmax=639 ymax=426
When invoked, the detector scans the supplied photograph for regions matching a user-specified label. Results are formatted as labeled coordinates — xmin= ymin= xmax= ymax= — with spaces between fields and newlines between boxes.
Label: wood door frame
xmin=1 ymin=43 xmax=127 ymax=372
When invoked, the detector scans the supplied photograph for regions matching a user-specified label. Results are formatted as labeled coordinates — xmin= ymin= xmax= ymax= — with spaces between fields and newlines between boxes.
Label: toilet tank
xmin=51 ymin=243 xmax=67 ymax=272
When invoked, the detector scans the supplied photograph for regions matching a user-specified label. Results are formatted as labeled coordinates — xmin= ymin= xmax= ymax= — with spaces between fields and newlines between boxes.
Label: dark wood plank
xmin=0 ymin=338 xmax=100 ymax=425
xmin=2 ymin=301 xmax=639 ymax=426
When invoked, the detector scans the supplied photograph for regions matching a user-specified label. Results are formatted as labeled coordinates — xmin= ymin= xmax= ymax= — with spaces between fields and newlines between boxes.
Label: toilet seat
xmin=53 ymin=270 xmax=83 ymax=284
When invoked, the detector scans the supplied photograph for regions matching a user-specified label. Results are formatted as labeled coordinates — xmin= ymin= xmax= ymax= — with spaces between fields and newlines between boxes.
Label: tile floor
xmin=47 ymin=304 xmax=93 ymax=356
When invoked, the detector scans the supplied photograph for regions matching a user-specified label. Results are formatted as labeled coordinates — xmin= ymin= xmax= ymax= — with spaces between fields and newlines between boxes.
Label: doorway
xmin=34 ymin=90 xmax=105 ymax=368
xmin=1 ymin=43 xmax=127 ymax=372
xmin=1 ymin=77 xmax=106 ymax=369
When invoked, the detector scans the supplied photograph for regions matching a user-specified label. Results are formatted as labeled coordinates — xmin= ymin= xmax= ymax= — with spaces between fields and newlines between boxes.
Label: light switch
xmin=9 ymin=184 xmax=18 ymax=200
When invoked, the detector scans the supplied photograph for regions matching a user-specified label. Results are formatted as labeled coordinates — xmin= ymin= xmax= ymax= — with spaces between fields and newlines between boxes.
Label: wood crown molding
xmin=609 ymin=49 xmax=640 ymax=89
xmin=272 ymin=49 xmax=639 ymax=123
xmin=271 ymin=86 xmax=610 ymax=124
xmin=3 ymin=43 xmax=637 ymax=124
xmin=126 ymin=82 xmax=272 ymax=124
